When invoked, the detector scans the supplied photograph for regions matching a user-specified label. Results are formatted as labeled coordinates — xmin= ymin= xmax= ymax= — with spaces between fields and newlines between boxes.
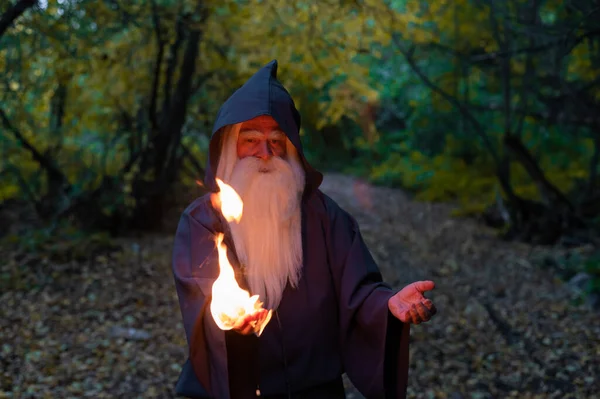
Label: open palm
xmin=388 ymin=280 xmax=437 ymax=324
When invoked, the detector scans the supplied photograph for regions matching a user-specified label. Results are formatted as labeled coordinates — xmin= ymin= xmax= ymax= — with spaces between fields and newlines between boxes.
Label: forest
xmin=1 ymin=0 xmax=599 ymax=397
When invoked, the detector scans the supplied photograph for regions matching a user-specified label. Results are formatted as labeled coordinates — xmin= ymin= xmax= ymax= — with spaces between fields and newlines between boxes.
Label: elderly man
xmin=172 ymin=60 xmax=437 ymax=399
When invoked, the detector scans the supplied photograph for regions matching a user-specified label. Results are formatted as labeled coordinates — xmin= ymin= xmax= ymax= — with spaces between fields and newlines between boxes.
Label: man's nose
xmin=255 ymin=141 xmax=272 ymax=160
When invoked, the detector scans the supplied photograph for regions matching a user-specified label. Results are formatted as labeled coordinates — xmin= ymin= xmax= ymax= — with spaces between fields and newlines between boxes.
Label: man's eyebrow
xmin=239 ymin=130 xmax=263 ymax=137
xmin=269 ymin=130 xmax=285 ymax=139
xmin=238 ymin=129 xmax=285 ymax=139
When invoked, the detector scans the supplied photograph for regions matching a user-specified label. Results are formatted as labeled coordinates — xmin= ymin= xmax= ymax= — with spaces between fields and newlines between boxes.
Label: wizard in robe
xmin=172 ymin=60 xmax=437 ymax=399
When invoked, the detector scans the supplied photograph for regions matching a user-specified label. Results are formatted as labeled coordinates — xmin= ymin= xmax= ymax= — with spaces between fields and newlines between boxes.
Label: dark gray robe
xmin=172 ymin=60 xmax=410 ymax=399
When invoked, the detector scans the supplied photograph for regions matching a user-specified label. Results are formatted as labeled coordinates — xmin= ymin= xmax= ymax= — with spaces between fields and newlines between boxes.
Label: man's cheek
xmin=276 ymin=146 xmax=286 ymax=157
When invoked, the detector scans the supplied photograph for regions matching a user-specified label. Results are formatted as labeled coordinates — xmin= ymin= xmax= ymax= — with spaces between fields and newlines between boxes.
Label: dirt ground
xmin=321 ymin=174 xmax=599 ymax=399
xmin=1 ymin=173 xmax=598 ymax=398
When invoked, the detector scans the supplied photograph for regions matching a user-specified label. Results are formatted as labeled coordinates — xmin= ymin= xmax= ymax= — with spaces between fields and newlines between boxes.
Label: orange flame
xmin=215 ymin=178 xmax=243 ymax=222
xmin=209 ymin=179 xmax=272 ymax=336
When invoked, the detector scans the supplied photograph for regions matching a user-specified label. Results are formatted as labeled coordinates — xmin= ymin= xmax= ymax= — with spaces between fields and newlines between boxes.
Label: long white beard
xmin=227 ymin=156 xmax=305 ymax=310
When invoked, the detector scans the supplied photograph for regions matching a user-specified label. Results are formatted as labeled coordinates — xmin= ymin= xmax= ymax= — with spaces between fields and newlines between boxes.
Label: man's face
xmin=237 ymin=115 xmax=287 ymax=160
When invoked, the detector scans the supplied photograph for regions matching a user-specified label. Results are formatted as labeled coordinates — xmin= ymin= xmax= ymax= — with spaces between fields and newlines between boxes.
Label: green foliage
xmin=364 ymin=133 xmax=593 ymax=213
xmin=326 ymin=0 xmax=600 ymax=224
xmin=583 ymin=255 xmax=600 ymax=295
xmin=1 ymin=0 xmax=599 ymax=237
xmin=1 ymin=0 xmax=386 ymax=215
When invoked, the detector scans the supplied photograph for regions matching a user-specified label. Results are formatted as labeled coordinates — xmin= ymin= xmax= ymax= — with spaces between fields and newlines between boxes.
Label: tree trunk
xmin=500 ymin=134 xmax=588 ymax=244
xmin=0 ymin=0 xmax=36 ymax=38
xmin=503 ymin=134 xmax=573 ymax=211
xmin=130 ymin=4 xmax=207 ymax=230
xmin=0 ymin=107 xmax=70 ymax=217
xmin=587 ymin=131 xmax=600 ymax=198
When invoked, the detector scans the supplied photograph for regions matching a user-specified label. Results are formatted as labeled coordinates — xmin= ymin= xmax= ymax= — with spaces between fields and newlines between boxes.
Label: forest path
xmin=319 ymin=173 xmax=598 ymax=398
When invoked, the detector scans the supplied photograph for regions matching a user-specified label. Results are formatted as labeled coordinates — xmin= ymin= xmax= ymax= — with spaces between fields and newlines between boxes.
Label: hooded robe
xmin=172 ymin=60 xmax=410 ymax=399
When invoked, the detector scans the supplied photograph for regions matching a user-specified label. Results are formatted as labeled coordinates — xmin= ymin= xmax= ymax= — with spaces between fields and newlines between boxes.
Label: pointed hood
xmin=203 ymin=60 xmax=323 ymax=198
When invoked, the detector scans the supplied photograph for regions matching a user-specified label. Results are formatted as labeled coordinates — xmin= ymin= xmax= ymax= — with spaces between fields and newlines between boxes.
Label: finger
xmin=232 ymin=316 xmax=248 ymax=330
xmin=243 ymin=313 xmax=256 ymax=326
xmin=210 ymin=193 xmax=221 ymax=210
xmin=239 ymin=324 xmax=254 ymax=335
xmin=414 ymin=280 xmax=435 ymax=293
xmin=247 ymin=311 xmax=260 ymax=322
xmin=248 ymin=310 xmax=269 ymax=333
xmin=429 ymin=303 xmax=437 ymax=316
xmin=416 ymin=302 xmax=431 ymax=321
xmin=260 ymin=309 xmax=269 ymax=323
xmin=254 ymin=310 xmax=267 ymax=326
xmin=410 ymin=304 xmax=422 ymax=324
xmin=423 ymin=299 xmax=433 ymax=309
xmin=243 ymin=315 xmax=257 ymax=333
xmin=232 ymin=313 xmax=255 ymax=331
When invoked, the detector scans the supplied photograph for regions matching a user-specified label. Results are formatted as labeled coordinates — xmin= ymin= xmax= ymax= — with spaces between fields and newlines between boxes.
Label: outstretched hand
xmin=231 ymin=309 xmax=271 ymax=336
xmin=388 ymin=280 xmax=437 ymax=324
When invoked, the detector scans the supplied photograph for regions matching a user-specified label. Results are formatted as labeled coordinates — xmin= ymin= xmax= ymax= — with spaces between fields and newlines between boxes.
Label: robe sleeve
xmin=171 ymin=200 xmax=230 ymax=399
xmin=323 ymin=194 xmax=410 ymax=399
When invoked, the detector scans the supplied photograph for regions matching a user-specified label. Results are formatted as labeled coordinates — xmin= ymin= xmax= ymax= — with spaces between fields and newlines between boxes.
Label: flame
xmin=209 ymin=179 xmax=272 ymax=336
xmin=215 ymin=178 xmax=243 ymax=222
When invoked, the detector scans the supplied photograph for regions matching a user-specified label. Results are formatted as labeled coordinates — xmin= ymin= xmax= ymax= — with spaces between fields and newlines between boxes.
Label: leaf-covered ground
xmin=2 ymin=174 xmax=599 ymax=398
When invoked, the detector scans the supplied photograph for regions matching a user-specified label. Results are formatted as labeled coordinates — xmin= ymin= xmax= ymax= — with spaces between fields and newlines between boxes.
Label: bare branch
xmin=504 ymin=134 xmax=574 ymax=211
xmin=588 ymin=134 xmax=600 ymax=198
xmin=181 ymin=144 xmax=205 ymax=177
xmin=394 ymin=39 xmax=501 ymax=165
xmin=488 ymin=0 xmax=512 ymax=133
xmin=466 ymin=101 xmax=600 ymax=128
xmin=515 ymin=0 xmax=542 ymax=137
xmin=190 ymin=71 xmax=216 ymax=96
xmin=49 ymin=82 xmax=67 ymax=155
xmin=0 ymin=163 xmax=40 ymax=208
xmin=470 ymin=27 xmax=600 ymax=63
xmin=0 ymin=107 xmax=68 ymax=188
xmin=162 ymin=14 xmax=185 ymax=120
xmin=0 ymin=0 xmax=37 ymax=39
xmin=149 ymin=0 xmax=165 ymax=130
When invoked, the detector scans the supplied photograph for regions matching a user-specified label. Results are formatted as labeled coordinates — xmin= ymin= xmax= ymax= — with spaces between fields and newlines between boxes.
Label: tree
xmin=1 ymin=0 xmax=598 ymax=244
xmin=0 ymin=0 xmax=37 ymax=38
xmin=365 ymin=0 xmax=600 ymax=244
xmin=0 ymin=0 xmax=387 ymax=233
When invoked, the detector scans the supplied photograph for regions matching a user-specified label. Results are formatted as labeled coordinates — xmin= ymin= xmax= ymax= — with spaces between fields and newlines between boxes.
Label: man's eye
xmin=270 ymin=139 xmax=283 ymax=146
xmin=246 ymin=138 xmax=257 ymax=143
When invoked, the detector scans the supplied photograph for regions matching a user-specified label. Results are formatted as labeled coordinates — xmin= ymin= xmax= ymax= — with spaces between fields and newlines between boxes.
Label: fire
xmin=209 ymin=178 xmax=273 ymax=336
xmin=214 ymin=178 xmax=243 ymax=223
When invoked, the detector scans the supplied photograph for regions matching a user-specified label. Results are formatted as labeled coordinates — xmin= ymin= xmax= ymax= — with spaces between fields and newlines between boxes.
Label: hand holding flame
xmin=209 ymin=179 xmax=273 ymax=336
xmin=231 ymin=308 xmax=272 ymax=336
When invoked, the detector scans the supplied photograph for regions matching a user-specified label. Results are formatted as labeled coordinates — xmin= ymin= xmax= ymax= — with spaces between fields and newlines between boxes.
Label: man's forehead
xmin=240 ymin=115 xmax=281 ymax=132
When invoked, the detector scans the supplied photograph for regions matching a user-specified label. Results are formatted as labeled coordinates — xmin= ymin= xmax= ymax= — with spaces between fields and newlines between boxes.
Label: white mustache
xmin=242 ymin=157 xmax=282 ymax=173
